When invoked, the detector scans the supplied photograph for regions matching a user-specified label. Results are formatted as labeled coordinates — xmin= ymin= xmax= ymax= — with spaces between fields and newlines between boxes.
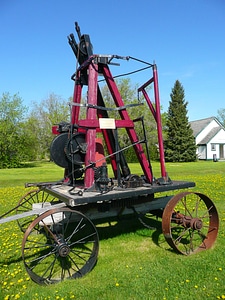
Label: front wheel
xmin=162 ymin=191 xmax=219 ymax=255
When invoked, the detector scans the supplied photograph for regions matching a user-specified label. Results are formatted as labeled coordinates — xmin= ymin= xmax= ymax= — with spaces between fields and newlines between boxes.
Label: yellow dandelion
xmin=115 ymin=282 xmax=119 ymax=287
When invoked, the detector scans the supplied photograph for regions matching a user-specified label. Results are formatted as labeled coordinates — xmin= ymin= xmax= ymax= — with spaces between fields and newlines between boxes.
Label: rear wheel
xmin=22 ymin=207 xmax=99 ymax=285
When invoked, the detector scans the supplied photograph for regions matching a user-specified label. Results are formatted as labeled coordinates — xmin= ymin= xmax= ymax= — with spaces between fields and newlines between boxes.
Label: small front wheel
xmin=162 ymin=191 xmax=219 ymax=255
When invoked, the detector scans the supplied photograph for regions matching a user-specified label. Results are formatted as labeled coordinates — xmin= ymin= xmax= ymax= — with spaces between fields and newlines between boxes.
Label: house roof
xmin=190 ymin=117 xmax=215 ymax=137
xmin=198 ymin=126 xmax=221 ymax=144
xmin=189 ymin=116 xmax=225 ymax=145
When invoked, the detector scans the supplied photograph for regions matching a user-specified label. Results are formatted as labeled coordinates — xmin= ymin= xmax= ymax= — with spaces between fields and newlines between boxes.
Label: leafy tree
xmin=164 ymin=80 xmax=196 ymax=162
xmin=217 ymin=108 xmax=225 ymax=127
xmin=0 ymin=93 xmax=31 ymax=168
xmin=28 ymin=93 xmax=70 ymax=159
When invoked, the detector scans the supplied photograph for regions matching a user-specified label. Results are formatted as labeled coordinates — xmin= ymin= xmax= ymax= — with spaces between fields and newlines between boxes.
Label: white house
xmin=190 ymin=117 xmax=225 ymax=160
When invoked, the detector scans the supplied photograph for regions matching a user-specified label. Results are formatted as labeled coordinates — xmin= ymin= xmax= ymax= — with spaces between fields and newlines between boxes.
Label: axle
xmin=172 ymin=211 xmax=203 ymax=230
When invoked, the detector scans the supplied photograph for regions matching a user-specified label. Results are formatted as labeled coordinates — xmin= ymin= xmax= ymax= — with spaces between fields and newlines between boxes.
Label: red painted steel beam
xmin=141 ymin=88 xmax=156 ymax=120
xmin=138 ymin=65 xmax=167 ymax=178
xmin=153 ymin=64 xmax=166 ymax=178
xmin=71 ymin=70 xmax=82 ymax=125
xmin=84 ymin=62 xmax=98 ymax=188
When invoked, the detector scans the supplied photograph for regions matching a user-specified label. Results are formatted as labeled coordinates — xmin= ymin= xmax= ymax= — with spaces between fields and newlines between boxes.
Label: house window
xmin=211 ymin=144 xmax=216 ymax=151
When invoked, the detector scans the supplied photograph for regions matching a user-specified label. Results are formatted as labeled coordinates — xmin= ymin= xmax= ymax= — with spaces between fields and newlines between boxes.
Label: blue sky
xmin=0 ymin=0 xmax=224 ymax=121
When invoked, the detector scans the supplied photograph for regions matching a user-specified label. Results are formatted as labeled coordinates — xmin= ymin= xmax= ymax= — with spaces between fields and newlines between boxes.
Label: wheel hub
xmin=191 ymin=218 xmax=203 ymax=230
xmin=58 ymin=243 xmax=70 ymax=257
xmin=172 ymin=213 xmax=203 ymax=230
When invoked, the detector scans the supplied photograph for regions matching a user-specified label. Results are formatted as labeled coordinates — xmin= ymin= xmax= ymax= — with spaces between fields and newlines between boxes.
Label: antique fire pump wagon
xmin=0 ymin=23 xmax=219 ymax=285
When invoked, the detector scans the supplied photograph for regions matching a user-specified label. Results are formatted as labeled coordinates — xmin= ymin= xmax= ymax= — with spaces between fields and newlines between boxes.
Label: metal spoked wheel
xmin=162 ymin=191 xmax=219 ymax=255
xmin=22 ymin=207 xmax=99 ymax=285
xmin=16 ymin=189 xmax=60 ymax=232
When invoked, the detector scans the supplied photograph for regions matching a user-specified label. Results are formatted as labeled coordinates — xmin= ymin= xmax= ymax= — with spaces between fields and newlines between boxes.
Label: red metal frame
xmin=138 ymin=64 xmax=166 ymax=178
xmin=70 ymin=55 xmax=167 ymax=188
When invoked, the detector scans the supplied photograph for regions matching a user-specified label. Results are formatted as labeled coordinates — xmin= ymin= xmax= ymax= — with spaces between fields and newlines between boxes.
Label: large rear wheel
xmin=22 ymin=207 xmax=99 ymax=284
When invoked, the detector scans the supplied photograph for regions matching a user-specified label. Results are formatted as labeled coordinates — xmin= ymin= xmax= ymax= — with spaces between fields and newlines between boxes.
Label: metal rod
xmin=153 ymin=64 xmax=167 ymax=177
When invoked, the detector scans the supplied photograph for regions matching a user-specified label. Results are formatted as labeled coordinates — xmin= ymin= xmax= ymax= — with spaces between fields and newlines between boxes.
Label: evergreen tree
xmin=164 ymin=80 xmax=196 ymax=162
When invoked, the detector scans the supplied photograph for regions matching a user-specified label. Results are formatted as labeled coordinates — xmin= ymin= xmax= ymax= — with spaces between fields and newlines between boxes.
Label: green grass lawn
xmin=0 ymin=160 xmax=225 ymax=299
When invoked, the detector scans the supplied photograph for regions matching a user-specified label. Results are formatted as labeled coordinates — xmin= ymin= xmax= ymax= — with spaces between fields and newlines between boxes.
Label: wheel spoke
xmin=69 ymin=231 xmax=97 ymax=246
xmin=29 ymin=251 xmax=56 ymax=272
xmin=181 ymin=197 xmax=194 ymax=218
xmin=68 ymin=254 xmax=83 ymax=272
xmin=39 ymin=254 xmax=58 ymax=280
xmin=63 ymin=211 xmax=73 ymax=234
xmin=194 ymin=197 xmax=201 ymax=217
xmin=173 ymin=227 xmax=191 ymax=245
xmin=66 ymin=217 xmax=85 ymax=243
xmin=189 ymin=230 xmax=195 ymax=252
xmin=197 ymin=230 xmax=207 ymax=240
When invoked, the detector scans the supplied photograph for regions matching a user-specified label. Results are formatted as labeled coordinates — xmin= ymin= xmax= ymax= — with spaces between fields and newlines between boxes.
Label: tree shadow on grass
xmin=19 ymin=161 xmax=42 ymax=168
